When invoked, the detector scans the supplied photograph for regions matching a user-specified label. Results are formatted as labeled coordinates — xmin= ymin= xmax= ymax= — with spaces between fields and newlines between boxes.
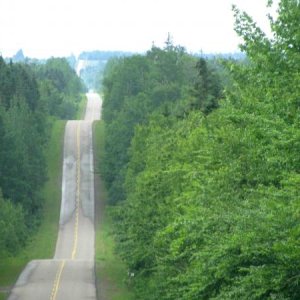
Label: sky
xmin=0 ymin=0 xmax=278 ymax=59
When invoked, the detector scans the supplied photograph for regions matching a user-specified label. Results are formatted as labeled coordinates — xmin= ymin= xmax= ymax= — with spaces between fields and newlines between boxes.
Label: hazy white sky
xmin=0 ymin=0 xmax=277 ymax=58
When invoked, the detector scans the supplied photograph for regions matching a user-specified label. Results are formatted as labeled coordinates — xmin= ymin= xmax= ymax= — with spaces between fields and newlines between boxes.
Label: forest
xmin=0 ymin=57 xmax=84 ymax=257
xmin=101 ymin=1 xmax=300 ymax=299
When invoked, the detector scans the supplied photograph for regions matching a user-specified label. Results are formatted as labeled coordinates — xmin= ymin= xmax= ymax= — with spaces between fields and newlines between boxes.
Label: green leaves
xmin=0 ymin=190 xmax=27 ymax=256
xmin=34 ymin=57 xmax=85 ymax=119
xmin=101 ymin=6 xmax=300 ymax=297
xmin=0 ymin=56 xmax=82 ymax=257
xmin=102 ymin=47 xmax=197 ymax=204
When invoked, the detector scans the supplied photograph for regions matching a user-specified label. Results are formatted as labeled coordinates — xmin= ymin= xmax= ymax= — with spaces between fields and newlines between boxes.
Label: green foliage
xmin=94 ymin=121 xmax=134 ymax=300
xmin=0 ymin=190 xmax=27 ymax=256
xmin=1 ymin=102 xmax=47 ymax=217
xmin=0 ymin=120 xmax=65 ymax=288
xmin=0 ymin=57 xmax=39 ymax=110
xmin=100 ymin=1 xmax=300 ymax=299
xmin=0 ymin=59 xmax=49 ymax=258
xmin=0 ymin=62 xmax=48 ymax=226
xmin=102 ymin=43 xmax=222 ymax=204
xmin=0 ymin=56 xmax=83 ymax=258
xmin=34 ymin=57 xmax=85 ymax=119
xmin=192 ymin=58 xmax=222 ymax=113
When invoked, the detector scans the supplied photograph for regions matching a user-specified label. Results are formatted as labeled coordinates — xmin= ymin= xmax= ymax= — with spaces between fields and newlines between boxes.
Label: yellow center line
xmin=50 ymin=260 xmax=65 ymax=300
xmin=71 ymin=122 xmax=81 ymax=260
xmin=49 ymin=122 xmax=81 ymax=300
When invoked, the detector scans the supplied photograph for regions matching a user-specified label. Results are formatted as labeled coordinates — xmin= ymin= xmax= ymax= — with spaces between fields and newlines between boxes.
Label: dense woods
xmin=102 ymin=41 xmax=222 ymax=204
xmin=101 ymin=1 xmax=300 ymax=299
xmin=35 ymin=58 xmax=85 ymax=119
xmin=0 ymin=57 xmax=84 ymax=257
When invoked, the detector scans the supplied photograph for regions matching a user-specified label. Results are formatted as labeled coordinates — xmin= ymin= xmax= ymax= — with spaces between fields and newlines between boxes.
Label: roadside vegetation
xmin=94 ymin=121 xmax=134 ymax=300
xmin=75 ymin=94 xmax=88 ymax=120
xmin=0 ymin=120 xmax=65 ymax=299
xmin=100 ymin=1 xmax=300 ymax=299
xmin=0 ymin=57 xmax=85 ymax=298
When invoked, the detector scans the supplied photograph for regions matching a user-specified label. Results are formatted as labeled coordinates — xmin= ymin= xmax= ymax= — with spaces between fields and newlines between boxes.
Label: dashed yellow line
xmin=49 ymin=122 xmax=81 ymax=300
xmin=50 ymin=260 xmax=65 ymax=300
xmin=72 ymin=122 xmax=81 ymax=260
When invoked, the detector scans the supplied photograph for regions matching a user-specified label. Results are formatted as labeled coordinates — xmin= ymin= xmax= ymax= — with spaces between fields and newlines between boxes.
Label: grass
xmin=75 ymin=94 xmax=87 ymax=120
xmin=94 ymin=121 xmax=134 ymax=300
xmin=0 ymin=120 xmax=66 ymax=299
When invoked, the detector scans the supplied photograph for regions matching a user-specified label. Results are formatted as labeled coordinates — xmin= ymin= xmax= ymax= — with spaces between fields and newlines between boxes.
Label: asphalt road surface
xmin=8 ymin=93 xmax=102 ymax=300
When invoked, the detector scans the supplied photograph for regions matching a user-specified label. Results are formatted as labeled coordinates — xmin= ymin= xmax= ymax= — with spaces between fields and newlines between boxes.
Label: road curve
xmin=8 ymin=93 xmax=102 ymax=300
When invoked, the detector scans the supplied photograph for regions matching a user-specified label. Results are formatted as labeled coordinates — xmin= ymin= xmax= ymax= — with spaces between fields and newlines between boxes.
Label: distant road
xmin=8 ymin=93 xmax=102 ymax=300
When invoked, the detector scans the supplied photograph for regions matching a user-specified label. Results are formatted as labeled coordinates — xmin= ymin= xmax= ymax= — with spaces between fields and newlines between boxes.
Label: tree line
xmin=101 ymin=38 xmax=223 ymax=205
xmin=101 ymin=1 xmax=300 ymax=299
xmin=0 ymin=57 xmax=84 ymax=257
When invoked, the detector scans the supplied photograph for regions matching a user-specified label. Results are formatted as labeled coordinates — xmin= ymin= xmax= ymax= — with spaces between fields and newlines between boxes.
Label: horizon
xmin=3 ymin=47 xmax=246 ymax=61
xmin=0 ymin=0 xmax=278 ymax=60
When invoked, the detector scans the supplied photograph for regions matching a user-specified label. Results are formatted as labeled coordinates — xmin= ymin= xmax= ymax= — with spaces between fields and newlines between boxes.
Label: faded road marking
xmin=72 ymin=122 xmax=81 ymax=260
xmin=50 ymin=260 xmax=65 ymax=300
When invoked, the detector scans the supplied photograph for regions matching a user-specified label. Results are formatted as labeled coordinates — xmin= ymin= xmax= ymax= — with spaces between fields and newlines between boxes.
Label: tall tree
xmin=101 ymin=1 xmax=300 ymax=299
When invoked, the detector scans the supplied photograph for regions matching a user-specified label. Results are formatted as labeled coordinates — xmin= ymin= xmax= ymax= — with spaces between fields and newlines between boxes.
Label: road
xmin=8 ymin=93 xmax=102 ymax=300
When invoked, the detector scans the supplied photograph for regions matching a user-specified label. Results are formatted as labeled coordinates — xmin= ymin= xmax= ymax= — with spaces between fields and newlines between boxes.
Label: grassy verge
xmin=94 ymin=121 xmax=134 ymax=300
xmin=0 ymin=120 xmax=65 ymax=299
xmin=75 ymin=94 xmax=87 ymax=120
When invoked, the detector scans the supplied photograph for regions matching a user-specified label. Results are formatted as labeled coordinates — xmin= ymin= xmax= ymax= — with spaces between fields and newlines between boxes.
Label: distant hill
xmin=197 ymin=52 xmax=246 ymax=60
xmin=76 ymin=50 xmax=134 ymax=91
xmin=78 ymin=50 xmax=133 ymax=61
